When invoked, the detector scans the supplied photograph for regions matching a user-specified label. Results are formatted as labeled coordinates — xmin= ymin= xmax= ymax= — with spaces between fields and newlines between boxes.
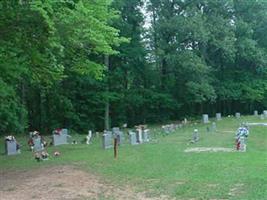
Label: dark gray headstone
xmin=5 ymin=140 xmax=20 ymax=155
xmin=102 ymin=131 xmax=113 ymax=149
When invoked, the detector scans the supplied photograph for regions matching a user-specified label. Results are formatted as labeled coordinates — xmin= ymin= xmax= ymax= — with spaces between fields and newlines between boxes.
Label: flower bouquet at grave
xmin=53 ymin=128 xmax=62 ymax=135
xmin=34 ymin=151 xmax=49 ymax=162
xmin=5 ymin=135 xmax=16 ymax=141
xmin=235 ymin=124 xmax=249 ymax=151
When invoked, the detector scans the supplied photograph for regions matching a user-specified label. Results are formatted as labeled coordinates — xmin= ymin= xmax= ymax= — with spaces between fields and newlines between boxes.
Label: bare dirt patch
xmin=184 ymin=147 xmax=234 ymax=153
xmin=0 ymin=165 xmax=172 ymax=200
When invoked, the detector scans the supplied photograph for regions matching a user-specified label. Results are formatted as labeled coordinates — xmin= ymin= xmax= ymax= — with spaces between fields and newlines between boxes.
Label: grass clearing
xmin=0 ymin=116 xmax=266 ymax=199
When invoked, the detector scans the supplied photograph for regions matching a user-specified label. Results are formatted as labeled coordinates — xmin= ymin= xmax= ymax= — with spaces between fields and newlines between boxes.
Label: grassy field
xmin=1 ymin=116 xmax=267 ymax=200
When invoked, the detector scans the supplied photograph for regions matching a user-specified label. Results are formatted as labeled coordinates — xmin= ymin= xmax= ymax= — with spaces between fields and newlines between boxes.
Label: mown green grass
xmin=1 ymin=116 xmax=267 ymax=200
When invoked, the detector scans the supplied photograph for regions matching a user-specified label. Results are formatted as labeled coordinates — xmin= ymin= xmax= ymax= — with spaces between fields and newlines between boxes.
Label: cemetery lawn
xmin=0 ymin=116 xmax=266 ymax=200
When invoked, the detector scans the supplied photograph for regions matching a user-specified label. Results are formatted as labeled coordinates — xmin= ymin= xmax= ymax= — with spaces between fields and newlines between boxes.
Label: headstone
xmin=235 ymin=112 xmax=241 ymax=118
xmin=86 ymin=130 xmax=92 ymax=144
xmin=53 ymin=129 xmax=69 ymax=146
xmin=136 ymin=128 xmax=143 ymax=143
xmin=102 ymin=131 xmax=113 ymax=149
xmin=33 ymin=136 xmax=44 ymax=152
xmin=143 ymin=129 xmax=150 ymax=142
xmin=192 ymin=129 xmax=199 ymax=143
xmin=5 ymin=140 xmax=20 ymax=155
xmin=260 ymin=114 xmax=265 ymax=120
xmin=239 ymin=136 xmax=246 ymax=152
xmin=254 ymin=110 xmax=258 ymax=116
xmin=129 ymin=131 xmax=138 ymax=145
xmin=203 ymin=114 xmax=209 ymax=123
xmin=112 ymin=127 xmax=124 ymax=145
xmin=211 ymin=122 xmax=217 ymax=132
xmin=263 ymin=110 xmax=267 ymax=118
xmin=216 ymin=113 xmax=222 ymax=121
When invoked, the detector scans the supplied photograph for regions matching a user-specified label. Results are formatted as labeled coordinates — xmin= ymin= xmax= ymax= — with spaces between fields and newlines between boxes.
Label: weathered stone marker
xmin=192 ymin=129 xmax=199 ymax=143
xmin=112 ymin=127 xmax=124 ymax=145
xmin=263 ymin=110 xmax=267 ymax=118
xmin=102 ymin=131 xmax=113 ymax=149
xmin=235 ymin=112 xmax=241 ymax=118
xmin=52 ymin=129 xmax=69 ymax=146
xmin=143 ymin=129 xmax=150 ymax=142
xmin=33 ymin=136 xmax=44 ymax=152
xmin=5 ymin=140 xmax=20 ymax=155
xmin=211 ymin=122 xmax=217 ymax=132
xmin=216 ymin=113 xmax=221 ymax=121
xmin=129 ymin=131 xmax=138 ymax=145
xmin=254 ymin=110 xmax=258 ymax=116
xmin=203 ymin=114 xmax=209 ymax=123
xmin=86 ymin=130 xmax=92 ymax=144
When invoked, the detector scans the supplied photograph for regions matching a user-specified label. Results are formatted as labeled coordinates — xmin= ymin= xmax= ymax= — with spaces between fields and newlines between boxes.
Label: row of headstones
xmin=254 ymin=110 xmax=267 ymax=119
xmin=161 ymin=124 xmax=182 ymax=134
xmin=202 ymin=110 xmax=267 ymax=123
xmin=102 ymin=127 xmax=150 ymax=149
xmin=5 ymin=129 xmax=70 ymax=155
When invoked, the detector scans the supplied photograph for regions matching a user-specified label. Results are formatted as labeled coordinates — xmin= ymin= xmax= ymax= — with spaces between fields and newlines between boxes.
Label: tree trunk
xmin=104 ymin=55 xmax=110 ymax=130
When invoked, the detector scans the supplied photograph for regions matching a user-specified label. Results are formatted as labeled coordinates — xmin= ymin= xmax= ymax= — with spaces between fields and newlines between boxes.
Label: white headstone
xmin=203 ymin=114 xmax=209 ymax=123
xmin=263 ymin=110 xmax=267 ymax=118
xmin=235 ymin=113 xmax=241 ymax=118
xmin=260 ymin=114 xmax=265 ymax=120
xmin=254 ymin=110 xmax=258 ymax=116
xmin=86 ymin=130 xmax=92 ymax=144
xmin=216 ymin=113 xmax=221 ymax=120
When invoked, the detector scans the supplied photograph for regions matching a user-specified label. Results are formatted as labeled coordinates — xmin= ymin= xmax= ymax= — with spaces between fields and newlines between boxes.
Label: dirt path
xmin=0 ymin=165 xmax=171 ymax=200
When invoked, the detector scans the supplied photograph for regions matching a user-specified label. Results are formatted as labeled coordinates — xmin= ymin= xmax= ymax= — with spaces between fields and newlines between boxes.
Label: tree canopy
xmin=1 ymin=0 xmax=267 ymax=134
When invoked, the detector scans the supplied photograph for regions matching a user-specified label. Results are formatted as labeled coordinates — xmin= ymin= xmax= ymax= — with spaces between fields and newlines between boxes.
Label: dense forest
xmin=1 ymin=0 xmax=267 ymax=134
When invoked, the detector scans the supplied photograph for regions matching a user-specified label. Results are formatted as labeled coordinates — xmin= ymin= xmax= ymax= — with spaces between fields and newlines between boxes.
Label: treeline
xmin=1 ymin=0 xmax=267 ymax=134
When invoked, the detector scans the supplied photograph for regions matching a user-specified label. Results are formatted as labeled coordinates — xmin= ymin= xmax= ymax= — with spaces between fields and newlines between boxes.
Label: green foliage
xmin=1 ymin=0 xmax=267 ymax=133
